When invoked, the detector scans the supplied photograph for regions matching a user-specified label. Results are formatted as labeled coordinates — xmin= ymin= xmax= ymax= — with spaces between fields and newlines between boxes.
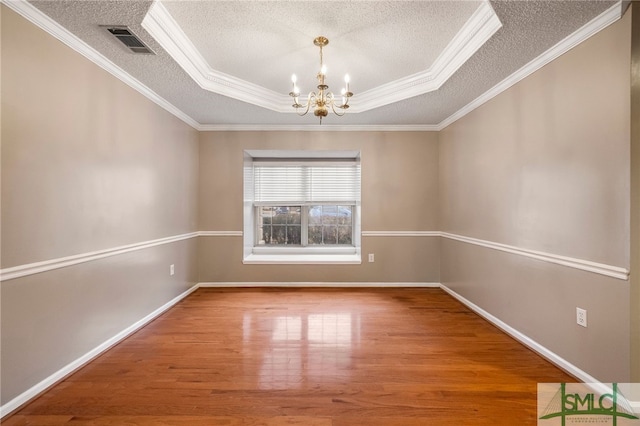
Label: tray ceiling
xmin=15 ymin=0 xmax=625 ymax=129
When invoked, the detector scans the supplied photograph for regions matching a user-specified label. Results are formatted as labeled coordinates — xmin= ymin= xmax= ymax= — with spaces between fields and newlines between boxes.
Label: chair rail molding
xmin=440 ymin=232 xmax=629 ymax=281
xmin=1 ymin=230 xmax=628 ymax=282
xmin=0 ymin=232 xmax=199 ymax=282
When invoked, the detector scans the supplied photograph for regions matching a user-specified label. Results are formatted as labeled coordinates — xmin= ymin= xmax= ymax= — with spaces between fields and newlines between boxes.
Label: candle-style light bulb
xmin=321 ymin=64 xmax=327 ymax=75
xmin=291 ymin=74 xmax=297 ymax=83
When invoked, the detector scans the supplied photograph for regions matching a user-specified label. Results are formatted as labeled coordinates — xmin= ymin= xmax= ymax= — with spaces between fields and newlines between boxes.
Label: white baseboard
xmin=438 ymin=284 xmax=602 ymax=383
xmin=0 ymin=283 xmax=200 ymax=418
xmin=440 ymin=285 xmax=640 ymax=412
xmin=1 ymin=281 xmax=436 ymax=418
xmin=3 ymin=281 xmax=633 ymax=419
xmin=198 ymin=282 xmax=441 ymax=288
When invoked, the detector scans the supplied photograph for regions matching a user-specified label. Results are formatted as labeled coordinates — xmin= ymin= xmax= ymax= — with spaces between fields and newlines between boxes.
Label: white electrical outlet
xmin=170 ymin=264 xmax=175 ymax=276
xmin=576 ymin=307 xmax=587 ymax=327
xmin=368 ymin=253 xmax=375 ymax=263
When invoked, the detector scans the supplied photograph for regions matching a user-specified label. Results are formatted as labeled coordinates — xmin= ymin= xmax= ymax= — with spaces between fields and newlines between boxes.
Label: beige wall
xmin=1 ymin=0 xmax=636 ymax=412
xmin=1 ymin=7 xmax=199 ymax=268
xmin=630 ymin=3 xmax=640 ymax=383
xmin=439 ymin=11 xmax=632 ymax=381
xmin=198 ymin=131 xmax=440 ymax=283
xmin=1 ymin=6 xmax=199 ymax=405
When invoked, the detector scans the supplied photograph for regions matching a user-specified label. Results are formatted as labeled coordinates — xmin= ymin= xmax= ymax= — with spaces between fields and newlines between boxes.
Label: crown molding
xmin=355 ymin=1 xmax=502 ymax=112
xmin=436 ymin=0 xmax=625 ymax=130
xmin=1 ymin=0 xmax=202 ymax=130
xmin=142 ymin=1 xmax=290 ymax=113
xmin=196 ymin=124 xmax=439 ymax=132
xmin=4 ymin=0 xmax=624 ymax=131
xmin=142 ymin=0 xmax=501 ymax=115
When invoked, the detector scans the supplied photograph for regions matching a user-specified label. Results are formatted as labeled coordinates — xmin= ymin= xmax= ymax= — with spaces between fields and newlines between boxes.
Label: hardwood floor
xmin=4 ymin=288 xmax=575 ymax=425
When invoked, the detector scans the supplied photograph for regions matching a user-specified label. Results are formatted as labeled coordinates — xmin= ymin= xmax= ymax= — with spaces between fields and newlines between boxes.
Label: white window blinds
xmin=253 ymin=159 xmax=361 ymax=205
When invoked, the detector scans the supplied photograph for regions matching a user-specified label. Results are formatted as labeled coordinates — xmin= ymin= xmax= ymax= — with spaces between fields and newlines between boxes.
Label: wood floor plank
xmin=4 ymin=288 xmax=575 ymax=424
xmin=2 ymin=415 xmax=333 ymax=426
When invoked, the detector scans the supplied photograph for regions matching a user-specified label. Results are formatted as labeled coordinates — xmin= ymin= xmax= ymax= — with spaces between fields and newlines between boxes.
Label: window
xmin=257 ymin=206 xmax=302 ymax=245
xmin=256 ymin=205 xmax=353 ymax=246
xmin=243 ymin=151 xmax=361 ymax=264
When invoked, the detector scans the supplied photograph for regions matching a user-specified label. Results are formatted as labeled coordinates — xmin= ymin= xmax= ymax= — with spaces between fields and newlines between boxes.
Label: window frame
xmin=243 ymin=150 xmax=361 ymax=265
xmin=254 ymin=204 xmax=356 ymax=248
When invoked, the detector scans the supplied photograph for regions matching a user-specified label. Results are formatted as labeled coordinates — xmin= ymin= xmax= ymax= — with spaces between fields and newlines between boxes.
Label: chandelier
xmin=289 ymin=36 xmax=353 ymax=124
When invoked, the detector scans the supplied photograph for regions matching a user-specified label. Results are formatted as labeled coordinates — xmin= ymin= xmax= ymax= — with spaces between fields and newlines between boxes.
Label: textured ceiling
xmin=160 ymin=1 xmax=481 ymax=92
xmin=25 ymin=0 xmax=621 ymax=128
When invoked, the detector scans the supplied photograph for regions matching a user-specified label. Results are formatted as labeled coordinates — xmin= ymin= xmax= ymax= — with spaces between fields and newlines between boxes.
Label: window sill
xmin=243 ymin=253 xmax=361 ymax=265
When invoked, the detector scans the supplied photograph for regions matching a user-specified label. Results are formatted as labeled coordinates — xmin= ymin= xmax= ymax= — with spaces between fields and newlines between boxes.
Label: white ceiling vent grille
xmin=104 ymin=26 xmax=155 ymax=55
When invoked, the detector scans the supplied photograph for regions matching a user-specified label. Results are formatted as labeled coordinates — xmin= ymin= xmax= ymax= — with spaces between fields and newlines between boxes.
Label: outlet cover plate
xmin=576 ymin=307 xmax=587 ymax=327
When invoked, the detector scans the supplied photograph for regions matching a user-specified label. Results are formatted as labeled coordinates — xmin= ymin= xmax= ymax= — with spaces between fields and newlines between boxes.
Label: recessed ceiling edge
xmin=141 ymin=0 xmax=502 ymax=114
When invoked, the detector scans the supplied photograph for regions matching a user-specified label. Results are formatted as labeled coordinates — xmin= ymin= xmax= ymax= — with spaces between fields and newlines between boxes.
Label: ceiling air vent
xmin=104 ymin=26 xmax=155 ymax=55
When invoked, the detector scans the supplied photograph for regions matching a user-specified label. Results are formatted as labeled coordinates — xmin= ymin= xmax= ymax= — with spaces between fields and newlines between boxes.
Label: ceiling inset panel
xmin=143 ymin=0 xmax=500 ymax=113
xmin=159 ymin=0 xmax=482 ymax=90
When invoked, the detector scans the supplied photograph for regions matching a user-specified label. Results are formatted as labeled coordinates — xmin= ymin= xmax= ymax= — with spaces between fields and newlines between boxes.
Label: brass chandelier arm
xmin=291 ymin=92 xmax=317 ymax=117
xmin=326 ymin=91 xmax=351 ymax=109
xmin=330 ymin=104 xmax=347 ymax=117
xmin=332 ymin=102 xmax=351 ymax=116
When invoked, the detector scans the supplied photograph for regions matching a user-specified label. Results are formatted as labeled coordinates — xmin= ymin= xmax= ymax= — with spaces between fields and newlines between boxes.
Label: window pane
xmin=257 ymin=205 xmax=353 ymax=247
xmin=322 ymin=205 xmax=338 ymax=221
xmin=259 ymin=206 xmax=273 ymax=225
xmin=256 ymin=206 xmax=304 ymax=246
xmin=271 ymin=225 xmax=287 ymax=244
xmin=287 ymin=226 xmax=301 ymax=245
xmin=322 ymin=226 xmax=338 ymax=245
xmin=307 ymin=205 xmax=353 ymax=246
xmin=258 ymin=206 xmax=274 ymax=245
xmin=273 ymin=207 xmax=289 ymax=224
xmin=309 ymin=206 xmax=322 ymax=225
xmin=259 ymin=224 xmax=271 ymax=245
xmin=337 ymin=206 xmax=352 ymax=225
xmin=338 ymin=226 xmax=352 ymax=245
xmin=308 ymin=226 xmax=322 ymax=245
xmin=287 ymin=207 xmax=301 ymax=224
